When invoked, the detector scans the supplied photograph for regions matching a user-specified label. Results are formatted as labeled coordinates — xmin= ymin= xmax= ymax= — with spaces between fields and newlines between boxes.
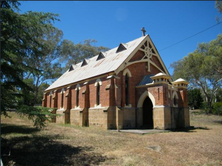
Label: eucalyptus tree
xmin=58 ymin=39 xmax=109 ymax=70
xmin=171 ymin=35 xmax=222 ymax=113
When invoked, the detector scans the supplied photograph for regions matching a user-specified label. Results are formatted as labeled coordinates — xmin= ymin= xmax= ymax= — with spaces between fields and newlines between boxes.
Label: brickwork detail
xmin=43 ymin=38 xmax=190 ymax=130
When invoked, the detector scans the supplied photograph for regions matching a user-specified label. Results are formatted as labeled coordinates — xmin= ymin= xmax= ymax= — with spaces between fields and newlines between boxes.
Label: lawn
xmin=1 ymin=111 xmax=222 ymax=166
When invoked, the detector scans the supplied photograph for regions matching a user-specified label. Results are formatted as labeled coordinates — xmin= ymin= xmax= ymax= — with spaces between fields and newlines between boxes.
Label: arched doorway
xmin=142 ymin=97 xmax=153 ymax=129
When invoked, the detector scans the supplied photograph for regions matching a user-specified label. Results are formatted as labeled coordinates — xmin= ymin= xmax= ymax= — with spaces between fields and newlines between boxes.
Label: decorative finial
xmin=141 ymin=27 xmax=146 ymax=36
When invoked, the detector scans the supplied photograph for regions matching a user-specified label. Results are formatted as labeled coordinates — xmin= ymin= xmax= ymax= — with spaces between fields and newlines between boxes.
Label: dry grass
xmin=1 ymin=111 xmax=222 ymax=166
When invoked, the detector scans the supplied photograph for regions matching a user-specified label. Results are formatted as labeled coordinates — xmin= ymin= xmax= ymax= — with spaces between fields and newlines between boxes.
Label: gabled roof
xmin=45 ymin=35 xmax=170 ymax=91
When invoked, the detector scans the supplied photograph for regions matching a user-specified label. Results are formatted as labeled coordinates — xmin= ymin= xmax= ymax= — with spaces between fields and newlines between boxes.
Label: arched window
xmin=174 ymin=96 xmax=177 ymax=106
xmin=96 ymin=84 xmax=100 ymax=105
xmin=95 ymin=79 xmax=102 ymax=106
xmin=172 ymin=91 xmax=178 ymax=107
xmin=125 ymin=74 xmax=129 ymax=106
xmin=49 ymin=91 xmax=52 ymax=108
xmin=61 ymin=88 xmax=65 ymax=108
xmin=75 ymin=84 xmax=81 ymax=108
xmin=76 ymin=89 xmax=79 ymax=107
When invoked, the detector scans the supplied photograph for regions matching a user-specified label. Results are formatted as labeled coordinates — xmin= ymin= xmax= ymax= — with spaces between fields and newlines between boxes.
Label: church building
xmin=42 ymin=29 xmax=190 ymax=130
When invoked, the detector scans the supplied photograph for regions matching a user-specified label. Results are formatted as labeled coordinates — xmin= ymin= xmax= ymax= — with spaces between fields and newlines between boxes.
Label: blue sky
xmin=19 ymin=1 xmax=222 ymax=75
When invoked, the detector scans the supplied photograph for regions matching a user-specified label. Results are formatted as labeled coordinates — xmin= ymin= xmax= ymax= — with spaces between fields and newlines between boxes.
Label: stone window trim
xmin=94 ymin=79 xmax=102 ymax=86
xmin=76 ymin=88 xmax=80 ymax=108
xmin=123 ymin=68 xmax=132 ymax=107
xmin=124 ymin=104 xmax=132 ymax=108
xmin=52 ymin=90 xmax=57 ymax=99
xmin=172 ymin=91 xmax=178 ymax=107
xmin=74 ymin=84 xmax=81 ymax=108
xmin=94 ymin=79 xmax=102 ymax=107
xmin=123 ymin=68 xmax=132 ymax=77
xmin=60 ymin=88 xmax=65 ymax=109
xmin=75 ymin=84 xmax=81 ymax=91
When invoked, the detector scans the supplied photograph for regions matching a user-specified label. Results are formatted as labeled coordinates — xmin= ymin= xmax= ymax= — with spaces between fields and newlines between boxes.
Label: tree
xmin=22 ymin=13 xmax=64 ymax=105
xmin=171 ymin=35 xmax=222 ymax=113
xmin=187 ymin=88 xmax=203 ymax=109
xmin=216 ymin=0 xmax=222 ymax=13
xmin=58 ymin=39 xmax=109 ymax=70
xmin=215 ymin=0 xmax=222 ymax=22
xmin=1 ymin=0 xmax=60 ymax=127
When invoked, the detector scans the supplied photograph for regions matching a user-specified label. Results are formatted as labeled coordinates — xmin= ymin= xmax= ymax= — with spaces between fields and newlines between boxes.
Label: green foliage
xmin=188 ymin=88 xmax=203 ymax=109
xmin=17 ymin=105 xmax=56 ymax=128
xmin=171 ymin=35 xmax=222 ymax=113
xmin=215 ymin=88 xmax=222 ymax=102
xmin=212 ymin=102 xmax=222 ymax=115
xmin=216 ymin=0 xmax=222 ymax=13
xmin=37 ymin=82 xmax=50 ymax=104
xmin=0 ymin=1 xmax=60 ymax=127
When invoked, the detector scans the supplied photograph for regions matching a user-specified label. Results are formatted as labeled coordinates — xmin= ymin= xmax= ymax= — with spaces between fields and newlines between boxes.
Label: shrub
xmin=212 ymin=102 xmax=222 ymax=115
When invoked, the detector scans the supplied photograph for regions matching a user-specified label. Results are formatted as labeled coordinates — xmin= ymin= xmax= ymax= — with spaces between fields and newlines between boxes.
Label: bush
xmin=17 ymin=105 xmax=56 ymax=129
xmin=201 ymin=102 xmax=211 ymax=114
xmin=212 ymin=102 xmax=222 ymax=115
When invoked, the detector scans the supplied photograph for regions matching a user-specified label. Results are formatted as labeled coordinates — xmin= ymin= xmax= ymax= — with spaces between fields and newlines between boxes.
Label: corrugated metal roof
xmin=46 ymin=35 xmax=147 ymax=91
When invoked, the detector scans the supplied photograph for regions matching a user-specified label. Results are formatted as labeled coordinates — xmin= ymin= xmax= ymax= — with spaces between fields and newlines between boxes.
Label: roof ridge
xmin=72 ymin=35 xmax=146 ymax=67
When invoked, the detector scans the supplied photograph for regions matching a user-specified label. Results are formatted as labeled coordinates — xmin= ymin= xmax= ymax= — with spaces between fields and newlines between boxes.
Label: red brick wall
xmin=116 ymin=59 xmax=163 ymax=107
xmin=129 ymin=50 xmax=144 ymax=62
xmin=80 ymin=85 xmax=86 ymax=108
xmin=88 ymin=76 xmax=110 ymax=107
xmin=46 ymin=92 xmax=51 ymax=108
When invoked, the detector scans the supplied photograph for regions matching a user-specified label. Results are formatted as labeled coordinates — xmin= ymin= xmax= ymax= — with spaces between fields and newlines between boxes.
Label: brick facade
xmin=42 ymin=35 xmax=190 ymax=130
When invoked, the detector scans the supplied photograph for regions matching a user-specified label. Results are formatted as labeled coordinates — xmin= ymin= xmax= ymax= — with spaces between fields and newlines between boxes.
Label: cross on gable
xmin=141 ymin=27 xmax=146 ymax=36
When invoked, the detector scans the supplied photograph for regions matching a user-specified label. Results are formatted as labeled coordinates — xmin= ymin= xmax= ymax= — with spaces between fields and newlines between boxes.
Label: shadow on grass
xmin=1 ymin=124 xmax=40 ymax=135
xmin=1 ymin=125 xmax=108 ymax=166
xmin=213 ymin=120 xmax=222 ymax=124
xmin=170 ymin=126 xmax=210 ymax=132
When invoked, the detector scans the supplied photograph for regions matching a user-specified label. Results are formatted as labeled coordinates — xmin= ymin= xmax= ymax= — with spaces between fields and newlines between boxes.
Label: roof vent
xmin=81 ymin=59 xmax=88 ymax=67
xmin=116 ymin=43 xmax=127 ymax=53
xmin=96 ymin=52 xmax=105 ymax=61
xmin=68 ymin=65 xmax=74 ymax=72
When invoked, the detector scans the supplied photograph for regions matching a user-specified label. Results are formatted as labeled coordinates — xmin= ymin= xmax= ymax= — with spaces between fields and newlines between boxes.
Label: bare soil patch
xmin=1 ymin=111 xmax=222 ymax=166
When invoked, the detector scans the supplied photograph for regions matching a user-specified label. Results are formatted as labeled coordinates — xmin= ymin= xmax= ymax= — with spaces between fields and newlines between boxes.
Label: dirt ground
xmin=1 ymin=111 xmax=222 ymax=166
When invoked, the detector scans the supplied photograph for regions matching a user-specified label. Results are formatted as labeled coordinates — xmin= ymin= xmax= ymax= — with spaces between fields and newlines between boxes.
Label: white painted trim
xmin=75 ymin=84 xmax=81 ymax=90
xmin=83 ymin=81 xmax=88 ymax=85
xmin=94 ymin=79 xmax=102 ymax=86
xmin=74 ymin=106 xmax=80 ymax=109
xmin=115 ymin=35 xmax=171 ymax=79
xmin=172 ymin=91 xmax=178 ymax=99
xmin=123 ymin=68 xmax=132 ymax=77
xmin=94 ymin=104 xmax=102 ymax=108
xmin=172 ymin=91 xmax=178 ymax=107
xmin=61 ymin=88 xmax=65 ymax=93
xmin=154 ymin=105 xmax=165 ymax=108
xmin=124 ymin=104 xmax=132 ymax=108
xmin=106 ymin=75 xmax=113 ymax=79
xmin=137 ymin=91 xmax=155 ymax=108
